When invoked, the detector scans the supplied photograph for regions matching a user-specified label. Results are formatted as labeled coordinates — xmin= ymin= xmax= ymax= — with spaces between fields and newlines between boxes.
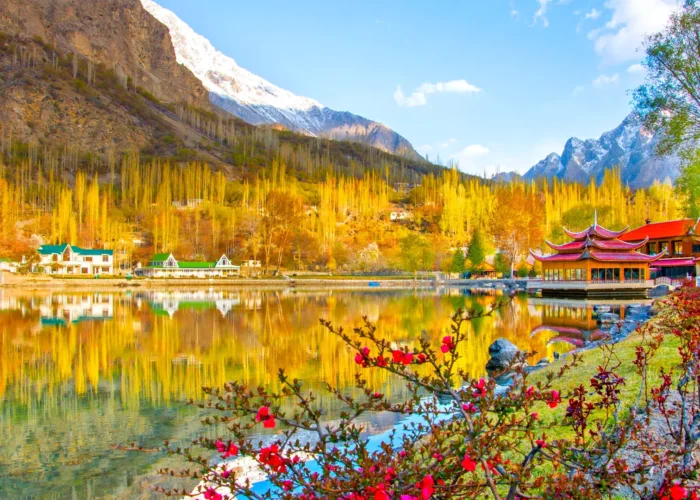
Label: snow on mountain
xmin=140 ymin=0 xmax=420 ymax=159
xmin=524 ymin=113 xmax=680 ymax=188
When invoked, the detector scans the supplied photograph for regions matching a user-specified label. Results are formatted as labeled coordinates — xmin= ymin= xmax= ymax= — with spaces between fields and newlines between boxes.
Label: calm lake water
xmin=0 ymin=287 xmax=643 ymax=499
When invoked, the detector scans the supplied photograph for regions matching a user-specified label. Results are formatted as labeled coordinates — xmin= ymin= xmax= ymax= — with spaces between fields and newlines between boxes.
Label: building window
xmin=660 ymin=241 xmax=669 ymax=255
xmin=85 ymin=257 xmax=93 ymax=262
xmin=624 ymin=268 xmax=641 ymax=281
xmin=693 ymin=244 xmax=700 ymax=253
xmin=103 ymin=255 xmax=109 ymax=262
xmin=674 ymin=241 xmax=683 ymax=255
xmin=592 ymin=268 xmax=620 ymax=281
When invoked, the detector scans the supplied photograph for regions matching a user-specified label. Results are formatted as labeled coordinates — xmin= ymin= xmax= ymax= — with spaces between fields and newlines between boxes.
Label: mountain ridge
xmin=140 ymin=0 xmax=421 ymax=160
xmin=524 ymin=113 xmax=680 ymax=188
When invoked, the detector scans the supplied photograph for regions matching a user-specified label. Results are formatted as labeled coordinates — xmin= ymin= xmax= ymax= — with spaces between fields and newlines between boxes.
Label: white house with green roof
xmin=37 ymin=244 xmax=114 ymax=275
xmin=135 ymin=253 xmax=240 ymax=278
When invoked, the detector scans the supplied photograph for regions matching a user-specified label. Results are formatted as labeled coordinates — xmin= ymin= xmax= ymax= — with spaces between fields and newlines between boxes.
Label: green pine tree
xmin=466 ymin=229 xmax=486 ymax=273
xmin=449 ymin=248 xmax=466 ymax=275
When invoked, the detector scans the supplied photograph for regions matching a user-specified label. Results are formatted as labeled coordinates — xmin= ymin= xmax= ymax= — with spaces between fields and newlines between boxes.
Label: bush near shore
xmin=126 ymin=284 xmax=700 ymax=499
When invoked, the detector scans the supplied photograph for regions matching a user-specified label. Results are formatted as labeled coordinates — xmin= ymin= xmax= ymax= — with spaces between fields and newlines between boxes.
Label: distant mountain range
xmin=523 ymin=113 xmax=680 ymax=188
xmin=140 ymin=0 xmax=421 ymax=160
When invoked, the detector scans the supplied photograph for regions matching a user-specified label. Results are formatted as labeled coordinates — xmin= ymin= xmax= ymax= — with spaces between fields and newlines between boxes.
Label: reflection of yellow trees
xmin=0 ymin=291 xmax=571 ymax=410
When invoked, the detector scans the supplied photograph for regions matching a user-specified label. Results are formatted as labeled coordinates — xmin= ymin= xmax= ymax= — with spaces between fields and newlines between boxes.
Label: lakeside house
xmin=37 ymin=244 xmax=114 ymax=275
xmin=135 ymin=253 xmax=240 ymax=278
xmin=0 ymin=258 xmax=19 ymax=273
xmin=620 ymin=218 xmax=700 ymax=279
xmin=529 ymin=217 xmax=662 ymax=298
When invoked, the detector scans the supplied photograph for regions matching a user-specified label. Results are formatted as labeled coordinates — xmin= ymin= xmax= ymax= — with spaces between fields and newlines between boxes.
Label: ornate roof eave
xmin=563 ymin=225 xmax=630 ymax=240
xmin=587 ymin=251 xmax=666 ymax=263
xmin=562 ymin=227 xmax=589 ymax=240
xmin=591 ymin=236 xmax=649 ymax=251
xmin=544 ymin=239 xmax=585 ymax=252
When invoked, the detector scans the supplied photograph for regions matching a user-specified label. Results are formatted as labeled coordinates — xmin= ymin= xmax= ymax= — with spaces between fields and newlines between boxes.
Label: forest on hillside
xmin=0 ymin=139 xmax=685 ymax=276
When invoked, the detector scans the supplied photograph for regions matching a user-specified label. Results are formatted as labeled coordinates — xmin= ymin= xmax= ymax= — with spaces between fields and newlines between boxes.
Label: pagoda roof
xmin=546 ymin=237 xmax=648 ymax=252
xmin=563 ymin=224 xmax=629 ymax=241
xmin=620 ymin=218 xmax=700 ymax=242
xmin=653 ymin=258 xmax=697 ymax=268
xmin=529 ymin=249 xmax=665 ymax=263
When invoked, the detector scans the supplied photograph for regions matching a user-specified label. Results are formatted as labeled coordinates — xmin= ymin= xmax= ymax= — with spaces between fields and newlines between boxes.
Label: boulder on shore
xmin=485 ymin=338 xmax=521 ymax=378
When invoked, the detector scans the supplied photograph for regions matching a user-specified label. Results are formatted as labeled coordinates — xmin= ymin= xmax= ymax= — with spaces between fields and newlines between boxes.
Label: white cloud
xmin=440 ymin=138 xmax=457 ymax=148
xmin=585 ymin=8 xmax=601 ymax=20
xmin=533 ymin=0 xmax=552 ymax=27
xmin=627 ymin=63 xmax=645 ymax=73
xmin=454 ymin=144 xmax=490 ymax=158
xmin=590 ymin=0 xmax=681 ymax=64
xmin=511 ymin=9 xmax=520 ymax=19
xmin=394 ymin=79 xmax=482 ymax=107
xmin=593 ymin=73 xmax=620 ymax=86
xmin=573 ymin=85 xmax=585 ymax=96
xmin=417 ymin=144 xmax=434 ymax=154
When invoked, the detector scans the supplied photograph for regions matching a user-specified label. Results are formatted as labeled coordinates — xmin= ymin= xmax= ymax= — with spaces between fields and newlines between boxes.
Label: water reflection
xmin=0 ymin=288 xmax=646 ymax=499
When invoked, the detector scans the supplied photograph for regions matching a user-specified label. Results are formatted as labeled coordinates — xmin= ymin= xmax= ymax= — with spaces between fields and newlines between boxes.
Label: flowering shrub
xmin=131 ymin=287 xmax=700 ymax=499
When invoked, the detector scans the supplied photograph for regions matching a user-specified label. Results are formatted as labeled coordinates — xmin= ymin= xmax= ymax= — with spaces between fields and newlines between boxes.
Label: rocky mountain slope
xmin=524 ymin=113 xmax=680 ymax=188
xmin=0 ymin=0 xmax=438 ymax=181
xmin=140 ymin=0 xmax=421 ymax=160
xmin=0 ymin=0 xmax=208 ymax=107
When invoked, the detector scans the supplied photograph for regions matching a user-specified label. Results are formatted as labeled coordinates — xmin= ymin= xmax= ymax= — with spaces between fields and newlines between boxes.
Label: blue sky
xmin=153 ymin=0 xmax=681 ymax=176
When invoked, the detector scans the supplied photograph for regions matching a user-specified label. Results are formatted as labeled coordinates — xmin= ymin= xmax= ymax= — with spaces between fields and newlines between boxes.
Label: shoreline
xmin=0 ymin=272 xmax=532 ymax=291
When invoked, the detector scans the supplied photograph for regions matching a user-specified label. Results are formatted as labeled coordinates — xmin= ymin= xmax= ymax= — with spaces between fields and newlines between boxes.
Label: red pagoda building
xmin=528 ymin=215 xmax=664 ymax=298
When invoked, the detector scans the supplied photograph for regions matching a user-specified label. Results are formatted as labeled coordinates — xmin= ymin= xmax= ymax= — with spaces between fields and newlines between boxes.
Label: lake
xmin=0 ymin=287 xmax=642 ymax=499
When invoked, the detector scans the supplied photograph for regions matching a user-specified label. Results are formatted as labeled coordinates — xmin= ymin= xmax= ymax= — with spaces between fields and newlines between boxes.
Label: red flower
xmin=535 ymin=439 xmax=547 ymax=448
xmin=525 ymin=386 xmax=535 ymax=398
xmin=203 ymin=488 xmax=222 ymax=500
xmin=259 ymin=444 xmax=287 ymax=473
xmin=462 ymin=402 xmax=477 ymax=413
xmin=256 ymin=406 xmax=276 ymax=429
xmin=669 ymin=485 xmax=688 ymax=500
xmin=355 ymin=347 xmax=371 ymax=367
xmin=472 ymin=378 xmax=487 ymax=398
xmin=547 ymin=390 xmax=562 ymax=409
xmin=415 ymin=475 xmax=435 ymax=499
xmin=462 ymin=453 xmax=477 ymax=472
xmin=440 ymin=336 xmax=455 ymax=353
xmin=417 ymin=353 xmax=427 ymax=363
xmin=392 ymin=349 xmax=414 ymax=365
xmin=220 ymin=467 xmax=231 ymax=479
xmin=376 ymin=355 xmax=387 ymax=367
xmin=530 ymin=412 xmax=539 ymax=420
xmin=215 ymin=440 xmax=238 ymax=458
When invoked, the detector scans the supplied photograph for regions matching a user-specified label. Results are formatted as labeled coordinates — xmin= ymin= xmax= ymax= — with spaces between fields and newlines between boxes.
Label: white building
xmin=39 ymin=293 xmax=114 ymax=326
xmin=37 ymin=244 xmax=114 ymax=275
xmin=135 ymin=253 xmax=240 ymax=278
xmin=0 ymin=258 xmax=19 ymax=273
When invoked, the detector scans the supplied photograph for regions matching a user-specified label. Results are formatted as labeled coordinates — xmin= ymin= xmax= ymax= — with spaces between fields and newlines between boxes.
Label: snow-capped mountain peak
xmin=141 ymin=0 xmax=320 ymax=114
xmin=524 ymin=113 xmax=680 ymax=188
xmin=140 ymin=0 xmax=420 ymax=159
